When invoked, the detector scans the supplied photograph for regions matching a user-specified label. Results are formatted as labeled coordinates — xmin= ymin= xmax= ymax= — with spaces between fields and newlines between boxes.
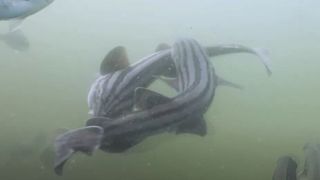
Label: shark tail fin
xmin=205 ymin=45 xmax=272 ymax=76
xmin=54 ymin=126 xmax=104 ymax=176
xmin=100 ymin=46 xmax=130 ymax=75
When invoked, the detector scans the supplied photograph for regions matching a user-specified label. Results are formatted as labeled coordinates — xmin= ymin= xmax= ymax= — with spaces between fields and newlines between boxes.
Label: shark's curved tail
xmin=53 ymin=126 xmax=103 ymax=176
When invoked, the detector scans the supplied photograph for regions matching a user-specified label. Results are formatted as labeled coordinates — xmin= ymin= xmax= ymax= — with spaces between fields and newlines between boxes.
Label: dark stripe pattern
xmin=88 ymin=50 xmax=172 ymax=118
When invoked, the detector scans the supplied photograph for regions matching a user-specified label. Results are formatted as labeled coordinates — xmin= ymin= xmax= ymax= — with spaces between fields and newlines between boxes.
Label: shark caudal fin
xmin=205 ymin=44 xmax=272 ymax=76
xmin=155 ymin=43 xmax=171 ymax=52
xmin=53 ymin=126 xmax=103 ymax=176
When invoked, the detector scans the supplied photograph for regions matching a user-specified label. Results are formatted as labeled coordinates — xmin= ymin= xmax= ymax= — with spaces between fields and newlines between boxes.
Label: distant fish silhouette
xmin=0 ymin=0 xmax=54 ymax=51
xmin=272 ymin=156 xmax=297 ymax=180
xmin=0 ymin=29 xmax=29 ymax=51
xmin=300 ymin=143 xmax=320 ymax=180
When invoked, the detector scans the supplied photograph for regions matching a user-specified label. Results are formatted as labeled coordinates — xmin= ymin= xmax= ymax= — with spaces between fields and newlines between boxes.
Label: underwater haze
xmin=1 ymin=0 xmax=320 ymax=179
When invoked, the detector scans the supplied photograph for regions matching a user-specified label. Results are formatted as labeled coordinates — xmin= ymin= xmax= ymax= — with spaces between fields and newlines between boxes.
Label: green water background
xmin=0 ymin=0 xmax=319 ymax=179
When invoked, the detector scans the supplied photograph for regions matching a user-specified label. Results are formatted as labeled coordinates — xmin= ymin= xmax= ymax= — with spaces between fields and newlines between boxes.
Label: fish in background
xmin=272 ymin=156 xmax=297 ymax=180
xmin=300 ymin=143 xmax=320 ymax=180
xmin=0 ymin=29 xmax=29 ymax=51
xmin=53 ymin=38 xmax=271 ymax=175
xmin=0 ymin=0 xmax=55 ymax=51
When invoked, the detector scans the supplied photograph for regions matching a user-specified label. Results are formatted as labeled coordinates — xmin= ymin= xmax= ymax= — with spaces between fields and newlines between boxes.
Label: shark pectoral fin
xmin=217 ymin=76 xmax=243 ymax=90
xmin=100 ymin=46 xmax=130 ymax=75
xmin=54 ymin=126 xmax=104 ymax=176
xmin=175 ymin=116 xmax=207 ymax=136
xmin=134 ymin=87 xmax=171 ymax=109
xmin=155 ymin=43 xmax=171 ymax=52
xmin=9 ymin=18 xmax=25 ymax=32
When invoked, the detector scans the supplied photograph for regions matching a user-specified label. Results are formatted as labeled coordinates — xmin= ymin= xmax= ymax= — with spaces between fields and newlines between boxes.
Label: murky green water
xmin=1 ymin=0 xmax=320 ymax=179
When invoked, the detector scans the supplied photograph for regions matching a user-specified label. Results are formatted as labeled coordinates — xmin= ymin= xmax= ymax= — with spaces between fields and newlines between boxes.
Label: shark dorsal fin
xmin=155 ymin=43 xmax=171 ymax=52
xmin=134 ymin=87 xmax=171 ymax=110
xmin=100 ymin=46 xmax=129 ymax=75
xmin=154 ymin=43 xmax=176 ymax=78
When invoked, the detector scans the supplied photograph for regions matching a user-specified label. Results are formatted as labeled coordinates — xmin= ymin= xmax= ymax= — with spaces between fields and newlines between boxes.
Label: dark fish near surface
xmin=54 ymin=38 xmax=271 ymax=175
xmin=300 ymin=143 xmax=320 ymax=180
xmin=0 ymin=0 xmax=54 ymax=20
xmin=0 ymin=0 xmax=55 ymax=31
xmin=0 ymin=0 xmax=54 ymax=51
xmin=272 ymin=156 xmax=297 ymax=180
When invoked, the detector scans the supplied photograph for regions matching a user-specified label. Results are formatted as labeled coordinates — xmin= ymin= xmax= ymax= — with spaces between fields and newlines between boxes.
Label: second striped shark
xmin=53 ymin=38 xmax=271 ymax=175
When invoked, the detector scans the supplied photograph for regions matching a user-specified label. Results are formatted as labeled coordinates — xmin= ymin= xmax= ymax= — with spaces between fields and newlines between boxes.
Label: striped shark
xmin=53 ymin=38 xmax=271 ymax=175
xmin=88 ymin=43 xmax=271 ymax=119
